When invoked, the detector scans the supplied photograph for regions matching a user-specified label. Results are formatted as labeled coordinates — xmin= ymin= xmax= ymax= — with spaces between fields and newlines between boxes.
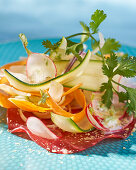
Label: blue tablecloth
xmin=0 ymin=39 xmax=136 ymax=170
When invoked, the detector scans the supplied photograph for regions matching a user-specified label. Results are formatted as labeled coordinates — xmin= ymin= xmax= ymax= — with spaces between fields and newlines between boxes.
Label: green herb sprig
xmin=42 ymin=9 xmax=136 ymax=116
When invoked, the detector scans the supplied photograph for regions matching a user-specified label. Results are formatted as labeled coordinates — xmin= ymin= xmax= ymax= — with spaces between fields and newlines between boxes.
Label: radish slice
xmin=19 ymin=33 xmax=57 ymax=83
xmin=48 ymin=81 xmax=64 ymax=103
xmin=86 ymin=107 xmax=107 ymax=130
xmin=26 ymin=53 xmax=57 ymax=83
xmin=86 ymin=92 xmax=134 ymax=132
xmin=27 ymin=116 xmax=58 ymax=139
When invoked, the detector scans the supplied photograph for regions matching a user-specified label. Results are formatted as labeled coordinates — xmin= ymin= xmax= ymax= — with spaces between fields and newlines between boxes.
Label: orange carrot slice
xmin=46 ymin=89 xmax=86 ymax=122
xmin=8 ymin=98 xmax=52 ymax=112
xmin=0 ymin=92 xmax=16 ymax=108
xmin=63 ymin=83 xmax=82 ymax=96
xmin=0 ymin=60 xmax=27 ymax=70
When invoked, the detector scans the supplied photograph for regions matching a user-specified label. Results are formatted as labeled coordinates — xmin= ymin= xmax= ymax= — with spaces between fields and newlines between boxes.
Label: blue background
xmin=0 ymin=0 xmax=136 ymax=46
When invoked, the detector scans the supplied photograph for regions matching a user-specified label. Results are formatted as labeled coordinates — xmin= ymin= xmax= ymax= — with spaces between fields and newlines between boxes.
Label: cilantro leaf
xmin=89 ymin=10 xmax=107 ymax=34
xmin=114 ymin=56 xmax=136 ymax=78
xmin=80 ymin=21 xmax=90 ymax=42
xmin=102 ymin=53 xmax=118 ymax=77
xmin=101 ymin=38 xmax=121 ymax=54
xmin=42 ymin=40 xmax=59 ymax=54
xmin=66 ymin=42 xmax=83 ymax=62
xmin=122 ymin=87 xmax=136 ymax=115
xmin=100 ymin=81 xmax=113 ymax=108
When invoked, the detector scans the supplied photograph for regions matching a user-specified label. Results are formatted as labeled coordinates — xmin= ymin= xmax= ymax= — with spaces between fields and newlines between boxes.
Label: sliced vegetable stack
xmin=0 ymin=9 xmax=136 ymax=154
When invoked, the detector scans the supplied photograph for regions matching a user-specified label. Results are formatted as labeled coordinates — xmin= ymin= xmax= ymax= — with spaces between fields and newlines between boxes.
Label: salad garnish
xmin=0 ymin=9 xmax=135 ymax=154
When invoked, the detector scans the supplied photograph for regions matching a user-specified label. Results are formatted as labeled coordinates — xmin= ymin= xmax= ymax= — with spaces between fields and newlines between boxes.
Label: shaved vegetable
xmin=4 ymin=51 xmax=91 ymax=92
xmin=63 ymin=83 xmax=82 ymax=96
xmin=46 ymin=89 xmax=86 ymax=122
xmin=48 ymin=81 xmax=63 ymax=102
xmin=8 ymin=98 xmax=52 ymax=112
xmin=0 ymin=59 xmax=26 ymax=70
xmin=27 ymin=117 xmax=59 ymax=139
xmin=0 ymin=84 xmax=31 ymax=96
xmin=26 ymin=53 xmax=57 ymax=83
xmin=0 ymin=92 xmax=16 ymax=108
xmin=51 ymin=113 xmax=94 ymax=133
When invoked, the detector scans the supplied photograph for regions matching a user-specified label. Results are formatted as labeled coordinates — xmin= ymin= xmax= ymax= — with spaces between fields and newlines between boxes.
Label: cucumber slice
xmin=4 ymin=50 xmax=91 ymax=92
xmin=54 ymin=60 xmax=119 ymax=91
xmin=51 ymin=113 xmax=94 ymax=133
xmin=55 ymin=60 xmax=108 ymax=91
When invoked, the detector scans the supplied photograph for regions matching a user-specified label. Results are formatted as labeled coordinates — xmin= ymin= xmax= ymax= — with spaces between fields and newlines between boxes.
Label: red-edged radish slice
xmin=86 ymin=92 xmax=134 ymax=132
xmin=19 ymin=33 xmax=57 ymax=83
xmin=26 ymin=116 xmax=58 ymax=139
xmin=26 ymin=53 xmax=57 ymax=83
xmin=86 ymin=106 xmax=107 ymax=130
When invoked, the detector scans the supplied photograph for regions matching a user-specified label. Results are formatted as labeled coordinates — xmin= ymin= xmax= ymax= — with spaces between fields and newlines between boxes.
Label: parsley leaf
xmin=89 ymin=9 xmax=107 ymax=34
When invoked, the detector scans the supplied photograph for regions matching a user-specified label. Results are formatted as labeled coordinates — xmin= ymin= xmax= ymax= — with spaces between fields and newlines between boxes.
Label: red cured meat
xmin=7 ymin=108 xmax=135 ymax=154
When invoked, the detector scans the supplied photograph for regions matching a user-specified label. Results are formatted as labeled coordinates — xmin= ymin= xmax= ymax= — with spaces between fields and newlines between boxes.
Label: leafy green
xmin=41 ymin=9 xmax=136 ymax=116
xmin=101 ymin=38 xmax=121 ymax=54
xmin=114 ymin=56 xmax=136 ymax=77
xmin=118 ymin=85 xmax=136 ymax=116
xmin=80 ymin=21 xmax=90 ymax=42
xmin=89 ymin=9 xmax=107 ymax=34
xmin=102 ymin=53 xmax=118 ymax=77
xmin=100 ymin=81 xmax=113 ymax=108
xmin=42 ymin=40 xmax=59 ymax=53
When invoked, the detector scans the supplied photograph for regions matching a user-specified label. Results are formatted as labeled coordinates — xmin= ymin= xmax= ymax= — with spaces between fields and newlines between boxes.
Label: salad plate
xmin=0 ymin=39 xmax=136 ymax=170
xmin=0 ymin=10 xmax=136 ymax=169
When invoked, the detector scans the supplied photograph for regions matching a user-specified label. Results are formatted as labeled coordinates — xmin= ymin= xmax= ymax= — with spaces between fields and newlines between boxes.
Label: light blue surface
xmin=0 ymin=0 xmax=136 ymax=47
xmin=0 ymin=40 xmax=136 ymax=170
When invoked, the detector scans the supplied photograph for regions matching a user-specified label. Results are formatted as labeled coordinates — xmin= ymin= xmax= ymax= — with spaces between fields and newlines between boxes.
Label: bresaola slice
xmin=7 ymin=108 xmax=135 ymax=154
